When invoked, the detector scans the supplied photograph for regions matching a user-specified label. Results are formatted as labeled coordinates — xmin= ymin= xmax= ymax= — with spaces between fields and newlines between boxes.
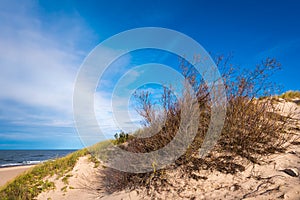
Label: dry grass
xmin=99 ymin=57 xmax=294 ymax=196
xmin=278 ymin=90 xmax=300 ymax=100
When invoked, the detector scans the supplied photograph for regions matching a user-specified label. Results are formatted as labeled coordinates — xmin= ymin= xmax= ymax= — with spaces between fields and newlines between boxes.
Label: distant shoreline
xmin=0 ymin=149 xmax=77 ymax=169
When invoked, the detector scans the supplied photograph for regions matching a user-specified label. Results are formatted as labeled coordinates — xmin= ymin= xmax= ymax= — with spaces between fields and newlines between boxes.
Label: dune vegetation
xmin=278 ymin=90 xmax=300 ymax=105
xmin=99 ymin=57 xmax=297 ymax=197
xmin=0 ymin=145 xmax=110 ymax=200
xmin=0 ymin=149 xmax=89 ymax=200
xmin=279 ymin=90 xmax=300 ymax=100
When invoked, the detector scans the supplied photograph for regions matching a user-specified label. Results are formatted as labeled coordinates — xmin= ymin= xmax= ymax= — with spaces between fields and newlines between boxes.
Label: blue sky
xmin=0 ymin=0 xmax=299 ymax=149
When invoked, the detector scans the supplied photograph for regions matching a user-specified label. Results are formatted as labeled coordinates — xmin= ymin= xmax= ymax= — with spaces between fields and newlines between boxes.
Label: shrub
xmin=113 ymin=131 xmax=129 ymax=145
xmin=100 ymin=56 xmax=293 ymax=195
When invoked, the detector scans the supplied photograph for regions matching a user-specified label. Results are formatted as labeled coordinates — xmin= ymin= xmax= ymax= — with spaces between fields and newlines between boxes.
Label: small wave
xmin=0 ymin=160 xmax=45 ymax=168
xmin=22 ymin=160 xmax=44 ymax=165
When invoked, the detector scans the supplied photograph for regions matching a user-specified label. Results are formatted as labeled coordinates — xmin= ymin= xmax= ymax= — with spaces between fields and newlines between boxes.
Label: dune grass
xmin=88 ymin=139 xmax=115 ymax=161
xmin=278 ymin=90 xmax=300 ymax=102
xmin=0 ymin=149 xmax=88 ymax=200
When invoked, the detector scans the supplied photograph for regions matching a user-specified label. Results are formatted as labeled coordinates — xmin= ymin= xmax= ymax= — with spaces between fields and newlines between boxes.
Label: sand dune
xmin=35 ymin=132 xmax=300 ymax=200
xmin=4 ymin=100 xmax=300 ymax=199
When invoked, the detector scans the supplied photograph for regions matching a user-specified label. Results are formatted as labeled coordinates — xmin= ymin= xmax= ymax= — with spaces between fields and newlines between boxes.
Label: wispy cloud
xmin=0 ymin=0 xmax=99 ymax=148
xmin=0 ymin=1 xmax=185 ymax=148
xmin=0 ymin=0 xmax=94 ymax=127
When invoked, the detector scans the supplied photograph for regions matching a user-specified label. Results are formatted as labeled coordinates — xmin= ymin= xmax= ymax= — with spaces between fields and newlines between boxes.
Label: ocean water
xmin=0 ymin=150 xmax=77 ymax=167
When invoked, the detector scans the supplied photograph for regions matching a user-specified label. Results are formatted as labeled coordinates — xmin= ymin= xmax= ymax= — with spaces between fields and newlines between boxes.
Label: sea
xmin=0 ymin=150 xmax=77 ymax=168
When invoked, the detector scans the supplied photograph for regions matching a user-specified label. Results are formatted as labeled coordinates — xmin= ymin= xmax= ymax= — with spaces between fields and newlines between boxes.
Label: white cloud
xmin=0 ymin=1 xmax=176 ymax=143
xmin=0 ymin=0 xmax=95 ymax=126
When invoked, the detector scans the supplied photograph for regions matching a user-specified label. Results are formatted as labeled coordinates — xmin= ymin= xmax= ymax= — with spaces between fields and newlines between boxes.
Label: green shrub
xmin=113 ymin=131 xmax=129 ymax=145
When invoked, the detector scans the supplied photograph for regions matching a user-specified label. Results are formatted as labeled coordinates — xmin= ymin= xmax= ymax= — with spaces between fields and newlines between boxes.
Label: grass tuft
xmin=278 ymin=90 xmax=300 ymax=102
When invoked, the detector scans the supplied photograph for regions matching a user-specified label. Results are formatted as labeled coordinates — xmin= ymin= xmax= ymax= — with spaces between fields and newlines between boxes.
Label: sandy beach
xmin=0 ymin=165 xmax=33 ymax=187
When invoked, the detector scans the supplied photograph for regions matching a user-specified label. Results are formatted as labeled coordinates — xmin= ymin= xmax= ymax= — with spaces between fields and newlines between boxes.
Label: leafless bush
xmin=99 ymin=56 xmax=293 ymax=194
